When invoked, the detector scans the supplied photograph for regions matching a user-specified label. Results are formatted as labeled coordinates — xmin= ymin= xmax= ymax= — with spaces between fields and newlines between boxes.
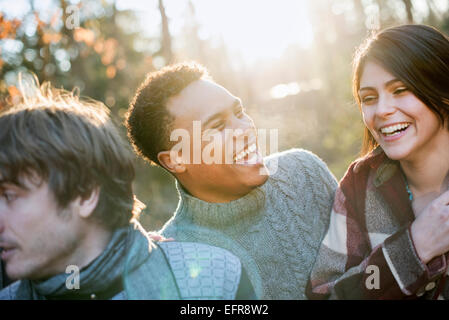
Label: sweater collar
xmin=174 ymin=180 xmax=267 ymax=228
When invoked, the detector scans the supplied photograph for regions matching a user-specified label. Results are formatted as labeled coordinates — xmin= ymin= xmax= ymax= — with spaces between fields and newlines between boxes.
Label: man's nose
xmin=0 ymin=205 xmax=6 ymax=234
xmin=230 ymin=114 xmax=255 ymax=132
xmin=0 ymin=216 xmax=4 ymax=234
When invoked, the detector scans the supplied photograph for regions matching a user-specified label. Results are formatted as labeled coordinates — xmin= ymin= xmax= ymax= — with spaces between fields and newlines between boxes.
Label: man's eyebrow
xmin=0 ymin=182 xmax=12 ymax=191
xmin=203 ymin=99 xmax=241 ymax=127
xmin=359 ymin=79 xmax=403 ymax=94
xmin=0 ymin=180 xmax=28 ymax=191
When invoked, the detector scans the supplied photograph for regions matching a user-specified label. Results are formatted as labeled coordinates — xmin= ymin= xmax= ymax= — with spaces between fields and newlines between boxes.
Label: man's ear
xmin=76 ymin=187 xmax=100 ymax=219
xmin=158 ymin=151 xmax=186 ymax=174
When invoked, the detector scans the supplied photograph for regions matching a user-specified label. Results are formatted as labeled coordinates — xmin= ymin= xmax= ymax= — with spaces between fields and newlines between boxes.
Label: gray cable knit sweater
xmin=160 ymin=148 xmax=337 ymax=299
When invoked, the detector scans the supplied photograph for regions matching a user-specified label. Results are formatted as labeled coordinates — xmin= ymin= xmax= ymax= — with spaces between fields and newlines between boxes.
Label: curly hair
xmin=0 ymin=77 xmax=144 ymax=230
xmin=126 ymin=62 xmax=209 ymax=166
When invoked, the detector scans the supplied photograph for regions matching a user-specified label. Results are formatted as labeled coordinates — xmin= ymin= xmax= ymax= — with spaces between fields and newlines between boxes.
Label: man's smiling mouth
xmin=234 ymin=142 xmax=258 ymax=162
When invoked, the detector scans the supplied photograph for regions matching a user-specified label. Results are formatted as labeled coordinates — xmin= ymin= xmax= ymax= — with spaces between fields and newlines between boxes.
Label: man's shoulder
xmin=0 ymin=281 xmax=21 ymax=300
xmin=126 ymin=240 xmax=244 ymax=299
xmin=265 ymin=147 xmax=319 ymax=163
xmin=158 ymin=241 xmax=242 ymax=299
xmin=265 ymin=148 xmax=329 ymax=172
xmin=265 ymin=148 xmax=336 ymax=185
xmin=158 ymin=241 xmax=241 ymax=273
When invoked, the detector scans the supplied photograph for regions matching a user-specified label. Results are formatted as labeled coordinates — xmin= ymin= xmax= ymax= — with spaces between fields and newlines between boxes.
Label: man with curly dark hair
xmin=126 ymin=62 xmax=338 ymax=299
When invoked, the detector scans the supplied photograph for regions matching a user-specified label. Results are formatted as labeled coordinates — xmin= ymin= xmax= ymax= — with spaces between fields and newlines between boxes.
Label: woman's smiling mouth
xmin=378 ymin=122 xmax=411 ymax=141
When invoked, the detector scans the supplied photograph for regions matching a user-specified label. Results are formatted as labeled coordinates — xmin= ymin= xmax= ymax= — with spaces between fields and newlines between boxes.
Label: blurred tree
xmin=0 ymin=0 xmax=154 ymax=117
xmin=0 ymin=12 xmax=21 ymax=108
xmin=402 ymin=0 xmax=414 ymax=23
xmin=426 ymin=0 xmax=438 ymax=25
xmin=353 ymin=0 xmax=367 ymax=31
xmin=157 ymin=0 xmax=173 ymax=64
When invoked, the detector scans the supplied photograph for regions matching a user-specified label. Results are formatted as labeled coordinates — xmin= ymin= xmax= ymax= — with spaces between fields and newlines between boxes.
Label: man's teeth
xmin=234 ymin=143 xmax=257 ymax=161
xmin=380 ymin=123 xmax=410 ymax=135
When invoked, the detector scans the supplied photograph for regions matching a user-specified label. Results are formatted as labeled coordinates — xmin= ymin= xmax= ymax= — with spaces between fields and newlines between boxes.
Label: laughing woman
xmin=307 ymin=24 xmax=449 ymax=299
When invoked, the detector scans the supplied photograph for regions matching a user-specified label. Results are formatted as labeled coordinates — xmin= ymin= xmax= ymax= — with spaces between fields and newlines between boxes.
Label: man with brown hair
xmin=126 ymin=62 xmax=338 ymax=299
xmin=0 ymin=80 xmax=254 ymax=300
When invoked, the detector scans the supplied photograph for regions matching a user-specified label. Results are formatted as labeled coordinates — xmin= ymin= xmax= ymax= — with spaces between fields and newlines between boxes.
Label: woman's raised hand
xmin=411 ymin=190 xmax=449 ymax=263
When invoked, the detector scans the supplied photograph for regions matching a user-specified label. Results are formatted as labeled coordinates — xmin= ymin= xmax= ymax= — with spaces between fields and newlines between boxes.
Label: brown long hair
xmin=353 ymin=24 xmax=449 ymax=156
xmin=0 ymin=79 xmax=143 ymax=230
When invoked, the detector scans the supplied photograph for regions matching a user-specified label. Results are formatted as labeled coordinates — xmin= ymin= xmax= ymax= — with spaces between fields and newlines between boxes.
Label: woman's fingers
xmin=147 ymin=232 xmax=175 ymax=242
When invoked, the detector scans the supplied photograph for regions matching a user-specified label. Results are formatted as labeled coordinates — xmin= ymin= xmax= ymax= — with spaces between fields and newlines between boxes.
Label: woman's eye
xmin=362 ymin=96 xmax=377 ymax=104
xmin=393 ymin=87 xmax=408 ymax=95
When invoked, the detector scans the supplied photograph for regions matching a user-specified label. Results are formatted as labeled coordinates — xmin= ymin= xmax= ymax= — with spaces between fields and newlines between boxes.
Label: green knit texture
xmin=160 ymin=149 xmax=337 ymax=299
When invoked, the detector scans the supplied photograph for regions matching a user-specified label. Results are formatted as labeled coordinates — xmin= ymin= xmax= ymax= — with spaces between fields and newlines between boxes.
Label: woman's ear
xmin=158 ymin=151 xmax=186 ymax=174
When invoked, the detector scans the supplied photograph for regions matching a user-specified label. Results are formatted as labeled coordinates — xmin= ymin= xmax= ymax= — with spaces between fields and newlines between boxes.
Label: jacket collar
xmin=352 ymin=146 xmax=400 ymax=187
xmin=354 ymin=146 xmax=415 ymax=223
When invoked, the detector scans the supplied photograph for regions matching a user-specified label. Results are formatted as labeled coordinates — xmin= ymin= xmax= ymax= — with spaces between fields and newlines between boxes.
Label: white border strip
xmin=382 ymin=245 xmax=413 ymax=295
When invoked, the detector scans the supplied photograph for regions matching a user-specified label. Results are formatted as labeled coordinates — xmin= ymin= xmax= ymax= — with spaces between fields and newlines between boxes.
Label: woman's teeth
xmin=380 ymin=123 xmax=410 ymax=136
xmin=234 ymin=143 xmax=257 ymax=162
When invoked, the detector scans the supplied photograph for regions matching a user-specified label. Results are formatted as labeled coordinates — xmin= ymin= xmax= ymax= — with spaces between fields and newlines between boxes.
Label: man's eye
xmin=211 ymin=121 xmax=225 ymax=130
xmin=235 ymin=108 xmax=245 ymax=118
xmin=2 ymin=191 xmax=17 ymax=203
xmin=203 ymin=128 xmax=221 ymax=138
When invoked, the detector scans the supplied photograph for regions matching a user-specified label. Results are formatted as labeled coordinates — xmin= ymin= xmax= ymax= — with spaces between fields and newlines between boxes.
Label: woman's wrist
xmin=410 ymin=221 xmax=433 ymax=264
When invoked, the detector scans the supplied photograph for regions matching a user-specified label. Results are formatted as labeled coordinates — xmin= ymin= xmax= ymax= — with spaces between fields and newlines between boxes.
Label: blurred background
xmin=1 ymin=0 xmax=448 ymax=230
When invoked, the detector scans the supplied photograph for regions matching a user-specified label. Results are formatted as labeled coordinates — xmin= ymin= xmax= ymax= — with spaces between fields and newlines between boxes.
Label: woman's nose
xmin=375 ymin=94 xmax=397 ymax=118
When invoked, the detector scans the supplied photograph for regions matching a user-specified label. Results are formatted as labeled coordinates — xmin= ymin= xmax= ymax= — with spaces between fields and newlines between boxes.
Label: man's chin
xmin=241 ymin=165 xmax=269 ymax=188
xmin=257 ymin=163 xmax=270 ymax=178
xmin=5 ymin=261 xmax=40 ymax=281
xmin=254 ymin=173 xmax=269 ymax=187
xmin=5 ymin=267 xmax=21 ymax=281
